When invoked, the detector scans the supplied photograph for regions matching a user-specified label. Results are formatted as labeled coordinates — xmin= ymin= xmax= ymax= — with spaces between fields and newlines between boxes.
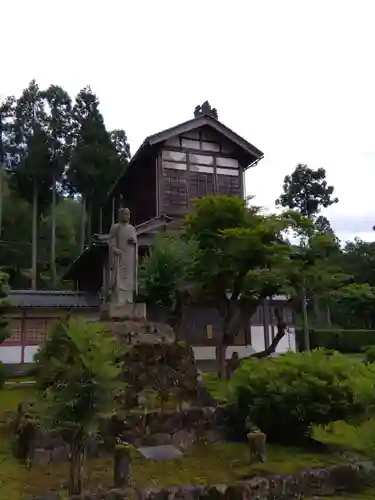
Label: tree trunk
xmin=86 ymin=204 xmax=92 ymax=246
xmin=31 ymin=180 xmax=38 ymax=290
xmin=51 ymin=173 xmax=57 ymax=285
xmin=325 ymin=304 xmax=332 ymax=328
xmin=99 ymin=206 xmax=103 ymax=234
xmin=248 ymin=307 xmax=287 ymax=359
xmin=0 ymin=168 xmax=3 ymax=239
xmin=313 ymin=296 xmax=322 ymax=326
xmin=80 ymin=198 xmax=86 ymax=253
xmin=69 ymin=440 xmax=84 ymax=496
xmin=216 ymin=299 xmax=244 ymax=379
xmin=215 ymin=297 xmax=261 ymax=378
xmin=301 ymin=281 xmax=310 ymax=350
xmin=216 ymin=343 xmax=228 ymax=379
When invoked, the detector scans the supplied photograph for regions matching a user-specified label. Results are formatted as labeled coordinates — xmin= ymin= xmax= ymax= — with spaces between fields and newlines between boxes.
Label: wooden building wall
xmin=158 ymin=125 xmax=244 ymax=217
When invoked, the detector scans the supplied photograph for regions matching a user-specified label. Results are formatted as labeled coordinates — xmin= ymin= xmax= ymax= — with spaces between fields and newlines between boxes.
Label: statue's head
xmin=118 ymin=207 xmax=130 ymax=223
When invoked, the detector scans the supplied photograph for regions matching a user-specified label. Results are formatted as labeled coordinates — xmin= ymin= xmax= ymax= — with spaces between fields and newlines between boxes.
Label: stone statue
xmin=108 ymin=207 xmax=138 ymax=306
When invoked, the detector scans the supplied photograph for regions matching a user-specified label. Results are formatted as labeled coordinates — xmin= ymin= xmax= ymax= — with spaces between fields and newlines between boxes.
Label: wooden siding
xmin=4 ymin=301 xmax=294 ymax=351
xmin=159 ymin=125 xmax=246 ymax=215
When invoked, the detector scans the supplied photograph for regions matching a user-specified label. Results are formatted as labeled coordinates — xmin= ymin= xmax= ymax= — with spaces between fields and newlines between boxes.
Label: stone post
xmin=114 ymin=443 xmax=132 ymax=487
xmin=247 ymin=429 xmax=267 ymax=463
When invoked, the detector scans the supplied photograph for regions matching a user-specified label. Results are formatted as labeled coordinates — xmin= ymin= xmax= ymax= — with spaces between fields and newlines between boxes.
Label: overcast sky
xmin=2 ymin=0 xmax=374 ymax=243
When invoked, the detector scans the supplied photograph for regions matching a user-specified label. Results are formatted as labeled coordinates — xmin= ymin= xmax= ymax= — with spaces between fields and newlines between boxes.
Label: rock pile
xmin=100 ymin=406 xmax=228 ymax=449
xmin=102 ymin=319 xmax=215 ymax=410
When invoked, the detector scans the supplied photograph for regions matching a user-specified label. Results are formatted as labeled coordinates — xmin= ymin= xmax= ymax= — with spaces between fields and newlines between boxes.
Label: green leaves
xmin=139 ymin=234 xmax=197 ymax=311
xmin=67 ymin=86 xmax=130 ymax=207
xmin=231 ymin=350 xmax=375 ymax=442
xmin=184 ymin=195 xmax=296 ymax=303
xmin=276 ymin=163 xmax=338 ymax=219
xmin=34 ymin=317 xmax=121 ymax=440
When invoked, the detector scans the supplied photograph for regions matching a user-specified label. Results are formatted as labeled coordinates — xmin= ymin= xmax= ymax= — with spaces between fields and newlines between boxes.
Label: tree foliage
xmin=0 ymin=81 xmax=130 ymax=287
xmin=139 ymin=234 xmax=197 ymax=319
xmin=230 ymin=350 xmax=375 ymax=443
xmin=34 ymin=317 xmax=120 ymax=495
xmin=184 ymin=195 xmax=303 ymax=375
xmin=276 ymin=164 xmax=338 ymax=219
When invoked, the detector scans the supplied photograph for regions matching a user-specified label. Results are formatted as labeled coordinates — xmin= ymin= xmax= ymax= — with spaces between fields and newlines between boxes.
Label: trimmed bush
xmin=364 ymin=345 xmax=375 ymax=364
xmin=0 ymin=361 xmax=5 ymax=389
xmin=297 ymin=328 xmax=375 ymax=353
xmin=230 ymin=350 xmax=375 ymax=444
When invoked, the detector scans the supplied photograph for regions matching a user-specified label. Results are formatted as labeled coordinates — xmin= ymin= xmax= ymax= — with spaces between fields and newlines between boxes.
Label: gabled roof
xmin=8 ymin=290 xmax=101 ymax=309
xmin=146 ymin=114 xmax=263 ymax=157
xmin=63 ymin=215 xmax=171 ymax=281
xmin=108 ymin=114 xmax=263 ymax=197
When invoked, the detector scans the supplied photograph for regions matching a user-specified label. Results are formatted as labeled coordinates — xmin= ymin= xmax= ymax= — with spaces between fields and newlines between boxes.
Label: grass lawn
xmin=2 ymin=374 xmax=375 ymax=499
xmin=0 ymin=383 xmax=351 ymax=499
xmin=0 ymin=440 xmax=345 ymax=499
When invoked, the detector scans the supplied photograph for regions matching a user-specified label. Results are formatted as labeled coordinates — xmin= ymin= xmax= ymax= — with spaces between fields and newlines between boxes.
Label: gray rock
xmin=203 ymin=428 xmax=225 ymax=444
xmin=50 ymin=445 xmax=69 ymax=462
xmin=33 ymin=448 xmax=51 ymax=465
xmin=138 ymin=444 xmax=183 ymax=461
xmin=32 ymin=493 xmax=61 ymax=500
xmin=150 ymin=433 xmax=171 ymax=446
xmin=171 ymin=430 xmax=196 ymax=450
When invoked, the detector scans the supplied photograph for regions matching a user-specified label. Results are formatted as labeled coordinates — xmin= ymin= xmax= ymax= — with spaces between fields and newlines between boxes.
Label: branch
xmin=249 ymin=306 xmax=287 ymax=359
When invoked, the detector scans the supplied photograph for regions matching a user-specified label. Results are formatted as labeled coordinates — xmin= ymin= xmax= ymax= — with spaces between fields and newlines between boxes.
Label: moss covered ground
xmin=0 ymin=380 xmax=373 ymax=499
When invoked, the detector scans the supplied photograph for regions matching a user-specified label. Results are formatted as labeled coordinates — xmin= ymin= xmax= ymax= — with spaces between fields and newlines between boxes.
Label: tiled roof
xmin=8 ymin=290 xmax=101 ymax=309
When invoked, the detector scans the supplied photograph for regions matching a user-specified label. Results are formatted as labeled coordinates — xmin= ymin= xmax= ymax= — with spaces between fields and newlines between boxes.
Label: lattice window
xmin=163 ymin=169 xmax=188 ymax=207
xmin=217 ymin=174 xmax=241 ymax=196
xmin=3 ymin=320 xmax=22 ymax=344
xmin=189 ymin=172 xmax=214 ymax=199
xmin=25 ymin=319 xmax=48 ymax=344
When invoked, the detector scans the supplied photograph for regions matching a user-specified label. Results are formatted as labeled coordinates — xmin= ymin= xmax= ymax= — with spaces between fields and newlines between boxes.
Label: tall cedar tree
xmin=0 ymin=96 xmax=16 ymax=238
xmin=42 ymin=85 xmax=73 ymax=285
xmin=7 ymin=80 xmax=53 ymax=289
xmin=0 ymin=272 xmax=11 ymax=344
xmin=67 ymin=87 xmax=130 ymax=250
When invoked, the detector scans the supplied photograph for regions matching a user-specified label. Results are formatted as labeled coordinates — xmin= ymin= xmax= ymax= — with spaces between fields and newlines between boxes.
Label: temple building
xmin=1 ymin=108 xmax=296 ymax=370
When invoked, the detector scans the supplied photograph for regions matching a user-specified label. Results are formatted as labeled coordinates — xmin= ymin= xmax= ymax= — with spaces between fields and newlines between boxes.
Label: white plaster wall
xmin=193 ymin=345 xmax=257 ymax=361
xmin=24 ymin=346 xmax=39 ymax=363
xmin=0 ymin=327 xmax=296 ymax=364
xmin=251 ymin=326 xmax=267 ymax=352
xmin=0 ymin=346 xmax=22 ymax=363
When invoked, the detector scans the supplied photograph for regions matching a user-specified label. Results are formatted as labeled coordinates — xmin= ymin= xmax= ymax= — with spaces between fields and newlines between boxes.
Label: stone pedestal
xmin=108 ymin=302 xmax=146 ymax=320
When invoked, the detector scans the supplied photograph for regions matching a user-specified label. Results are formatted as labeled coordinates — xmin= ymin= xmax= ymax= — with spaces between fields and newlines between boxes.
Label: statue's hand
xmin=128 ymin=237 xmax=136 ymax=244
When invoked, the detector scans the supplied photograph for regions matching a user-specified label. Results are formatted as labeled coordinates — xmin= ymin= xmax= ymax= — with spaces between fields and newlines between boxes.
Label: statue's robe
xmin=108 ymin=222 xmax=138 ymax=304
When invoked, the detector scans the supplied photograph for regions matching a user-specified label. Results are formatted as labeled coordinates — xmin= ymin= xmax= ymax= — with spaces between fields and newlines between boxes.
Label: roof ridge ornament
xmin=193 ymin=101 xmax=218 ymax=120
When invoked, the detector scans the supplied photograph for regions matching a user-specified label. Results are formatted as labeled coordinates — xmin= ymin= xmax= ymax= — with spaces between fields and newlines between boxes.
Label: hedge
xmin=296 ymin=328 xmax=375 ymax=353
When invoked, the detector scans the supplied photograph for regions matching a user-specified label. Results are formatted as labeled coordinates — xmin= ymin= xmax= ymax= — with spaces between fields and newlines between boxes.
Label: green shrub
xmin=230 ymin=350 xmax=375 ymax=444
xmin=299 ymin=328 xmax=375 ymax=353
xmin=364 ymin=346 xmax=375 ymax=364
xmin=0 ymin=361 xmax=5 ymax=388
